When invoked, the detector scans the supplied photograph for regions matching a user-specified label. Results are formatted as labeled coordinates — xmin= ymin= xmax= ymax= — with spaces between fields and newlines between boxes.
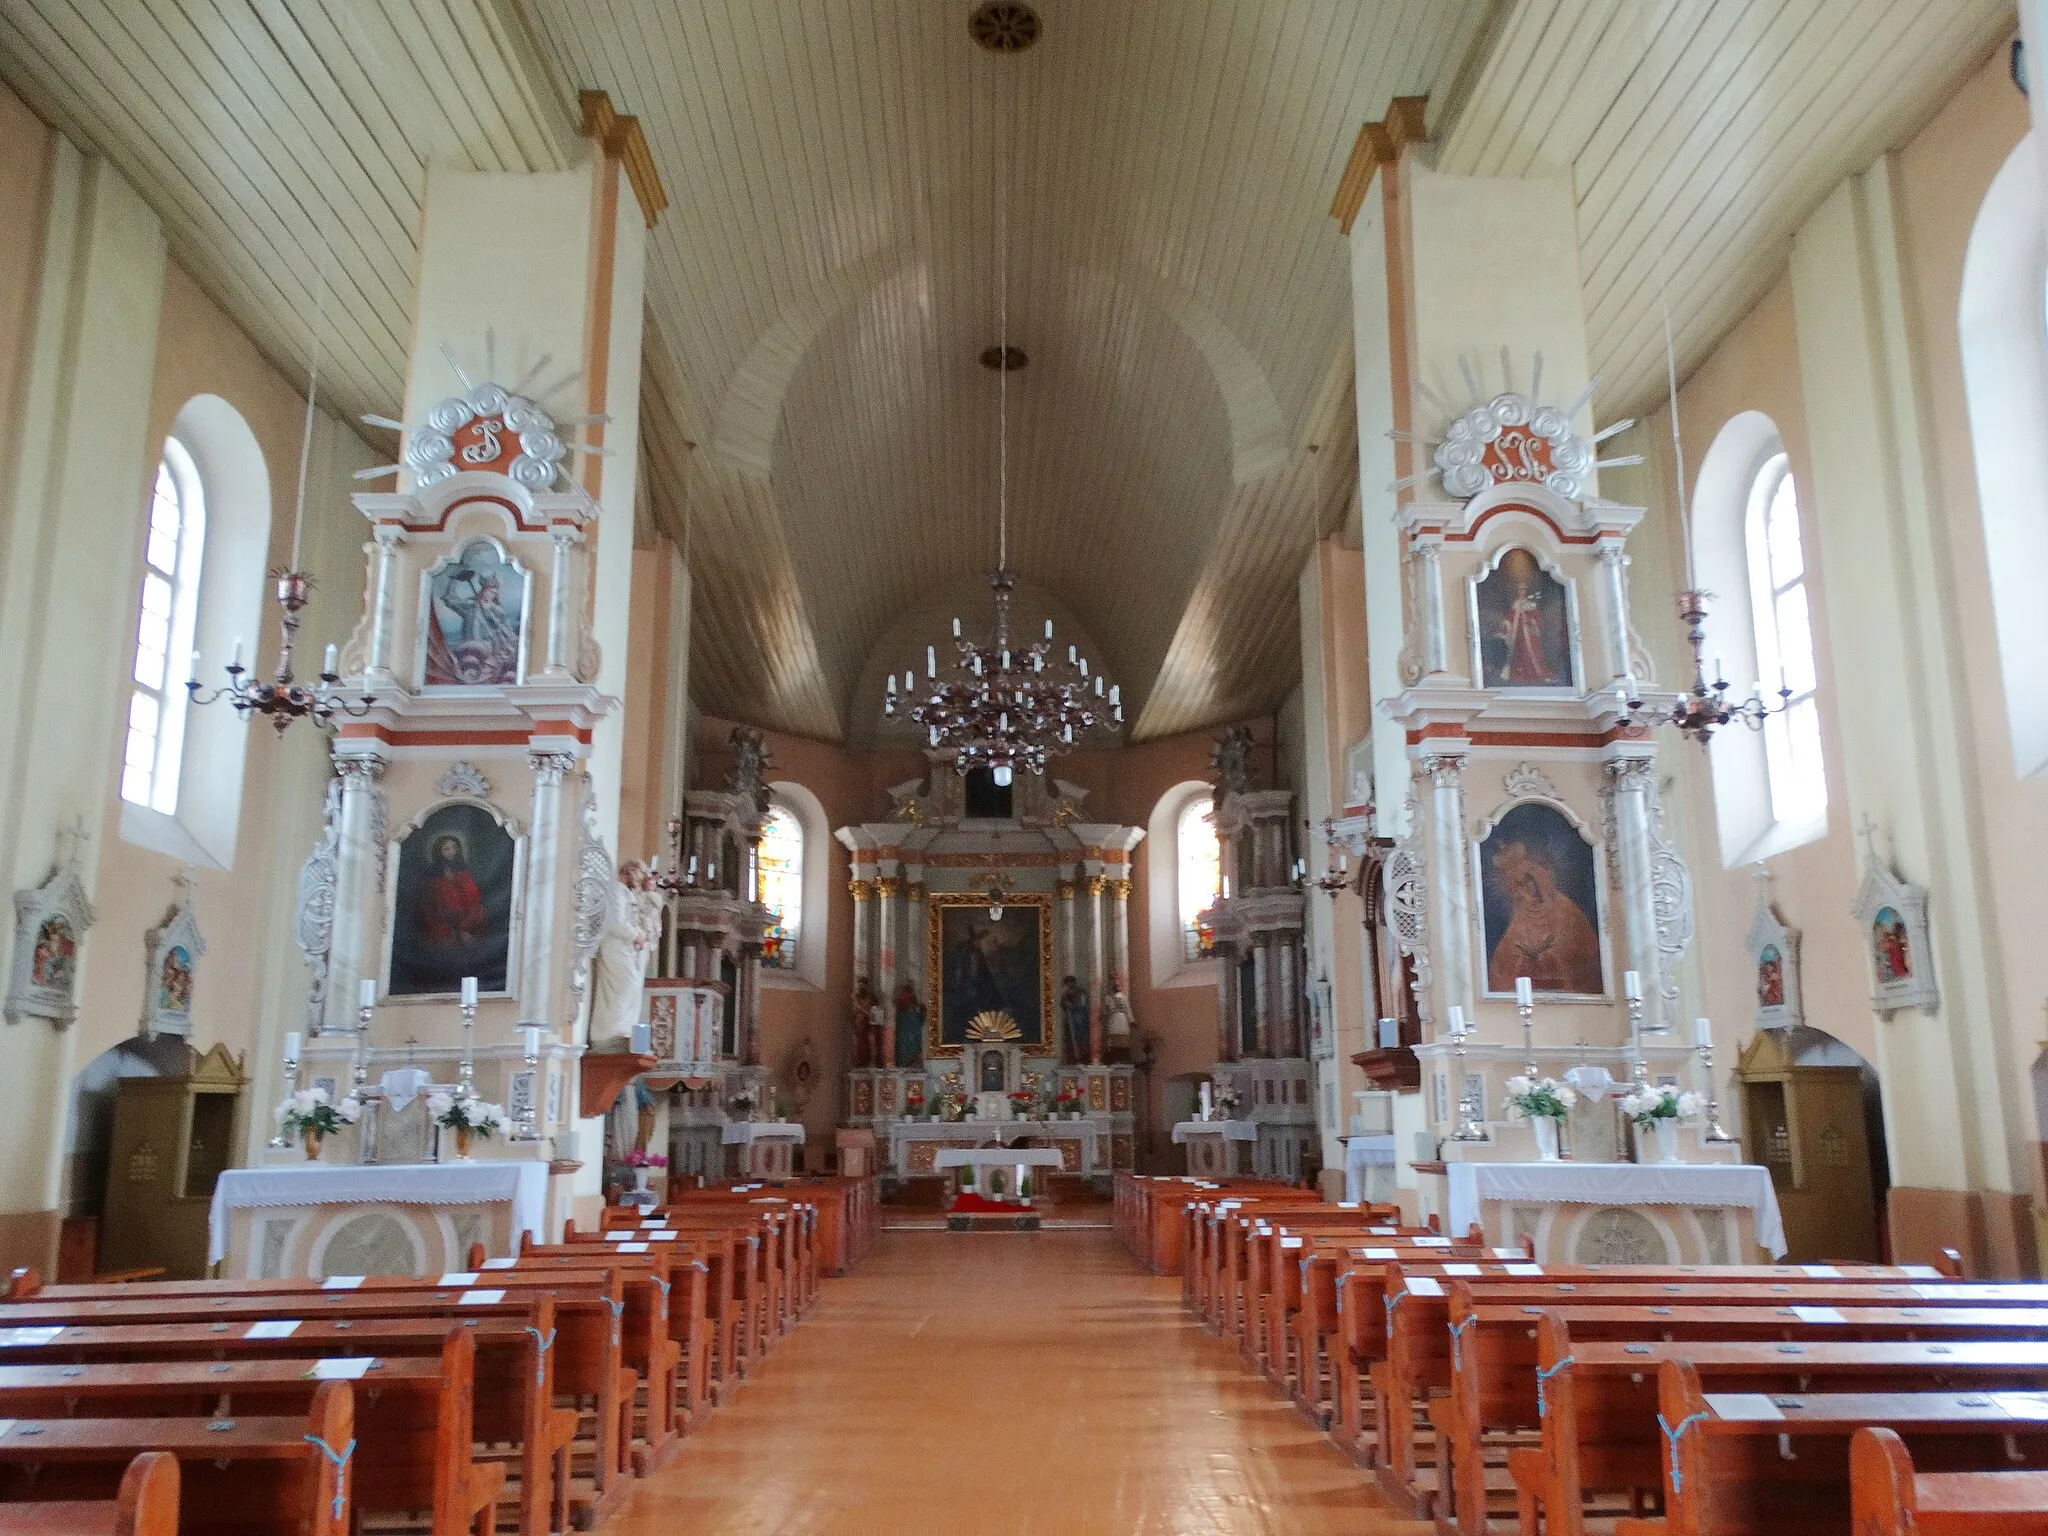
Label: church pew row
xmin=1852 ymin=1426 xmax=2048 ymax=1536
xmin=0 ymin=1383 xmax=351 ymax=1536
xmin=1621 ymin=1361 xmax=2048 ymax=1536
xmin=0 ymin=1450 xmax=177 ymax=1536
xmin=1403 ymin=1274 xmax=2037 ymax=1528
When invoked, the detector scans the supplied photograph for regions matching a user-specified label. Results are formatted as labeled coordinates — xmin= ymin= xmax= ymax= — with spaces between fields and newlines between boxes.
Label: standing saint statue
xmin=1102 ymin=975 xmax=1133 ymax=1063
xmin=891 ymin=982 xmax=926 ymax=1068
xmin=589 ymin=860 xmax=664 ymax=1045
xmin=1059 ymin=975 xmax=1090 ymax=1065
xmin=850 ymin=975 xmax=885 ymax=1068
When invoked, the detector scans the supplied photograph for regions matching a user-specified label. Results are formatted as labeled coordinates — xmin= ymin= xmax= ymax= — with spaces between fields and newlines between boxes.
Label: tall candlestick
xmin=1697 ymin=1037 xmax=1735 ymax=1144
xmin=1449 ymin=1022 xmax=1487 ymax=1143
xmin=358 ymin=977 xmax=376 ymax=1011
xmin=1625 ymin=991 xmax=1648 ymax=1084
xmin=456 ymin=987 xmax=477 ymax=1101
xmin=269 ymin=1030 xmax=302 ymax=1149
xmin=515 ymin=1025 xmax=542 ymax=1141
xmin=1515 ymin=976 xmax=1533 ymax=1008
xmin=460 ymin=975 xmax=478 ymax=1010
xmin=1517 ymin=987 xmax=1537 ymax=1080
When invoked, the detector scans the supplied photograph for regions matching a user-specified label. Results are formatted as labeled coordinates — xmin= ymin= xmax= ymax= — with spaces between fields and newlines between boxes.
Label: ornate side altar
xmin=837 ymin=766 xmax=1141 ymax=1184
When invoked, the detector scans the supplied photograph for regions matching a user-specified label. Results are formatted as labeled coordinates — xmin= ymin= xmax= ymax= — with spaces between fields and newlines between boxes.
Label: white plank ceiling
xmin=0 ymin=0 xmax=2013 ymax=745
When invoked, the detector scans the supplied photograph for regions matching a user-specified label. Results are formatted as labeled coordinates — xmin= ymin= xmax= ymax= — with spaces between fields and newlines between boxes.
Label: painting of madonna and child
xmin=388 ymin=802 xmax=517 ymax=997
xmin=1473 ymin=547 xmax=1575 ymax=690
xmin=1479 ymin=802 xmax=1608 ymax=998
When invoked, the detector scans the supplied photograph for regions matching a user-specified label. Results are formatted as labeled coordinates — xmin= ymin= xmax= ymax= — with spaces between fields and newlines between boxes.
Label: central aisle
xmin=612 ymin=1227 xmax=1430 ymax=1535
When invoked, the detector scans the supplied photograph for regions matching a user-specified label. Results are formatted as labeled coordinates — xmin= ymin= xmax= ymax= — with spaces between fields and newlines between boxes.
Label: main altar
xmin=837 ymin=766 xmax=1141 ymax=1185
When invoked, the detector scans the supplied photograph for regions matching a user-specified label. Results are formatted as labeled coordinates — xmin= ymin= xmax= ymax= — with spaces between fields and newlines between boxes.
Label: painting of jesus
xmin=1472 ymin=547 xmax=1574 ymax=689
xmin=389 ymin=802 xmax=517 ymax=996
xmin=928 ymin=894 xmax=1051 ymax=1053
xmin=1477 ymin=802 xmax=1605 ymax=997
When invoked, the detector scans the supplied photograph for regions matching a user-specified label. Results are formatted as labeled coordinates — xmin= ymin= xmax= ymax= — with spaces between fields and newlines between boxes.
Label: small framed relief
xmin=1850 ymin=822 xmax=1938 ymax=1017
xmin=1744 ymin=865 xmax=1803 ymax=1032
xmin=139 ymin=873 xmax=204 ymax=1041
xmin=6 ymin=837 xmax=97 ymax=1029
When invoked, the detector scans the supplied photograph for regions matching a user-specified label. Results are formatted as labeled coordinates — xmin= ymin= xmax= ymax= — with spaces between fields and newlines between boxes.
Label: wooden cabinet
xmin=1734 ymin=1029 xmax=1880 ymax=1262
xmin=101 ymin=1043 xmax=248 ymax=1278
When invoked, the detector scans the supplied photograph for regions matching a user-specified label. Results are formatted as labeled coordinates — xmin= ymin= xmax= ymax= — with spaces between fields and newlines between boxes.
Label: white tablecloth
xmin=1444 ymin=1161 xmax=1786 ymax=1259
xmin=208 ymin=1160 xmax=548 ymax=1264
xmin=932 ymin=1148 xmax=1065 ymax=1171
xmin=1342 ymin=1134 xmax=1399 ymax=1203
xmin=720 ymin=1121 xmax=807 ymax=1146
xmin=1170 ymin=1120 xmax=1260 ymax=1144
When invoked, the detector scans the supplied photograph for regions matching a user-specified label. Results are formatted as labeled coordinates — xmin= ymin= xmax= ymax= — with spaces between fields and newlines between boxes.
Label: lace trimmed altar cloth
xmin=1444 ymin=1160 xmax=1786 ymax=1260
xmin=208 ymin=1160 xmax=548 ymax=1270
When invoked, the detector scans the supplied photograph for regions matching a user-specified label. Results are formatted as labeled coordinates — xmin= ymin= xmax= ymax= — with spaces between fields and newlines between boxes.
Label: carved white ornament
xmin=405 ymin=382 xmax=568 ymax=490
xmin=1503 ymin=762 xmax=1560 ymax=801
xmin=295 ymin=778 xmax=342 ymax=1029
xmin=1434 ymin=392 xmax=1595 ymax=500
xmin=570 ymin=776 xmax=614 ymax=981
xmin=438 ymin=762 xmax=492 ymax=799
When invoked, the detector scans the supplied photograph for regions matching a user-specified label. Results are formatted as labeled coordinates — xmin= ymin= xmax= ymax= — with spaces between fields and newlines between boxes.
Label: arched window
xmin=1177 ymin=795 xmax=1221 ymax=961
xmin=1744 ymin=453 xmax=1826 ymax=825
xmin=757 ymin=804 xmax=804 ymax=972
xmin=122 ymin=439 xmax=205 ymax=813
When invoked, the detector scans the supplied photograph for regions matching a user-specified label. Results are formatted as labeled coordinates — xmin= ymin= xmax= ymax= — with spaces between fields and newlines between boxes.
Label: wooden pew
xmin=0 ymin=1334 xmax=500 ymax=1536
xmin=0 ymin=1380 xmax=353 ymax=1536
xmin=0 ymin=1449 xmax=177 ymax=1536
xmin=1524 ymin=1324 xmax=2048 ymax=1536
xmin=564 ymin=1219 xmax=759 ymax=1392
xmin=0 ymin=1305 xmax=566 ymax=1536
xmin=1853 ymin=1426 xmax=2048 ymax=1536
xmin=1624 ymin=1362 xmax=2048 ymax=1536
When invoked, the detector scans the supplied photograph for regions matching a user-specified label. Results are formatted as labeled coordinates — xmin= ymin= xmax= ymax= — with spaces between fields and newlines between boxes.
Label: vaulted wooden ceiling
xmin=0 ymin=0 xmax=2013 ymax=746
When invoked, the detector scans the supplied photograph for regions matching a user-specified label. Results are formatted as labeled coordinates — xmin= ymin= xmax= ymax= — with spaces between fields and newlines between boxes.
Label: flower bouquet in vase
xmin=1053 ymin=1083 xmax=1086 ymax=1120
xmin=726 ymin=1089 xmax=758 ymax=1124
xmin=429 ymin=1093 xmax=507 ymax=1160
xmin=620 ymin=1148 xmax=667 ymax=1206
xmin=1212 ymin=1083 xmax=1243 ymax=1121
xmin=275 ymin=1086 xmax=362 ymax=1160
xmin=1006 ymin=1088 xmax=1039 ymax=1121
xmin=1617 ymin=1083 xmax=1704 ymax=1164
xmin=1502 ymin=1075 xmax=1577 ymax=1161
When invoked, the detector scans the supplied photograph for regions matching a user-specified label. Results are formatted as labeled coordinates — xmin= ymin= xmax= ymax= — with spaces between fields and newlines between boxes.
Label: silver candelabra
xmin=268 ymin=1036 xmax=301 ymax=1149
xmin=456 ymin=994 xmax=477 ymax=1101
xmin=514 ymin=1028 xmax=541 ymax=1142
xmin=1449 ymin=1022 xmax=1488 ymax=1143
xmin=1697 ymin=1038 xmax=1736 ymax=1144
xmin=1625 ymin=992 xmax=1649 ymax=1085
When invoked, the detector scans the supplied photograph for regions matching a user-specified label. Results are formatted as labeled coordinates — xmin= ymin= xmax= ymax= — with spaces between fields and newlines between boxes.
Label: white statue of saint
xmin=1103 ymin=976 xmax=1134 ymax=1058
xmin=590 ymin=860 xmax=664 ymax=1045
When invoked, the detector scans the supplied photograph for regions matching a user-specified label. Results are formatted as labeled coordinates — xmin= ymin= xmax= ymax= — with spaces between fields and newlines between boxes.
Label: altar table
xmin=208 ymin=1160 xmax=549 ymax=1277
xmin=933 ymin=1147 xmax=1062 ymax=1198
xmin=721 ymin=1121 xmax=806 ymax=1178
xmin=1443 ymin=1160 xmax=1788 ymax=1263
xmin=890 ymin=1118 xmax=1110 ymax=1179
xmin=1171 ymin=1119 xmax=1257 ymax=1178
xmin=1342 ymin=1134 xmax=1399 ymax=1204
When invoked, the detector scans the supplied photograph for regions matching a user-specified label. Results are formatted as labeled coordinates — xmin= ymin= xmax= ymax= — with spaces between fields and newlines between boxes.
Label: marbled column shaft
xmin=546 ymin=529 xmax=579 ymax=677
xmin=522 ymin=753 xmax=574 ymax=1031
xmin=1607 ymin=756 xmax=1666 ymax=1031
xmin=1427 ymin=752 xmax=1473 ymax=1023
xmin=365 ymin=530 xmax=403 ymax=687
xmin=1086 ymin=875 xmax=1106 ymax=1064
xmin=325 ymin=754 xmax=385 ymax=1034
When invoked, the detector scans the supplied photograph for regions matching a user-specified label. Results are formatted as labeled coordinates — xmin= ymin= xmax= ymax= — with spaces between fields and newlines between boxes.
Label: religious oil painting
xmin=157 ymin=945 xmax=193 ymax=1015
xmin=30 ymin=917 xmax=76 ymax=992
xmin=1471 ymin=546 xmax=1576 ymax=690
xmin=1871 ymin=907 xmax=1913 ymax=984
xmin=422 ymin=537 xmax=527 ymax=687
xmin=1757 ymin=944 xmax=1785 ymax=1009
xmin=1477 ymin=801 xmax=1606 ymax=998
xmin=927 ymin=893 xmax=1051 ymax=1055
xmin=388 ymin=802 xmax=517 ymax=997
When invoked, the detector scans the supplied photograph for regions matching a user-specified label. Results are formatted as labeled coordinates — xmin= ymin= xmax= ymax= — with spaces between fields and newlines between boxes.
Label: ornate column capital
xmin=1108 ymin=878 xmax=1132 ymax=901
xmin=1423 ymin=751 xmax=1467 ymax=787
xmin=528 ymin=750 xmax=577 ymax=786
xmin=370 ymin=525 xmax=406 ymax=550
xmin=335 ymin=754 xmax=387 ymax=785
xmin=1084 ymin=875 xmax=1106 ymax=897
xmin=874 ymin=876 xmax=900 ymax=899
xmin=1056 ymin=879 xmax=1077 ymax=900
xmin=848 ymin=879 xmax=874 ymax=902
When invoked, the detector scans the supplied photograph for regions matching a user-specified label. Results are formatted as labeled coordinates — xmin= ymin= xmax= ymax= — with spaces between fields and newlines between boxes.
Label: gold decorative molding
xmin=847 ymin=879 xmax=873 ymax=902
xmin=875 ymin=877 xmax=900 ymax=899
xmin=1330 ymin=95 xmax=1427 ymax=235
xmin=580 ymin=90 xmax=668 ymax=227
xmin=1084 ymin=875 xmax=1106 ymax=897
xmin=1108 ymin=878 xmax=1132 ymax=901
xmin=1056 ymin=880 xmax=1077 ymax=900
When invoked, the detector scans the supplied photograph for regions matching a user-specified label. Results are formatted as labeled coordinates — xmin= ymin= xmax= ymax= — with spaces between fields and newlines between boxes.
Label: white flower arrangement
xmin=1211 ymin=1083 xmax=1243 ymax=1118
xmin=274 ymin=1085 xmax=362 ymax=1137
xmin=1616 ymin=1083 xmax=1705 ymax=1129
xmin=727 ymin=1089 xmax=759 ymax=1120
xmin=426 ymin=1093 xmax=508 ymax=1138
xmin=1502 ymin=1075 xmax=1577 ymax=1122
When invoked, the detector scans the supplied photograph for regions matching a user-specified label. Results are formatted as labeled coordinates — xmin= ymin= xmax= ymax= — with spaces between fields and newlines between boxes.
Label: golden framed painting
xmin=925 ymin=892 xmax=1053 ymax=1057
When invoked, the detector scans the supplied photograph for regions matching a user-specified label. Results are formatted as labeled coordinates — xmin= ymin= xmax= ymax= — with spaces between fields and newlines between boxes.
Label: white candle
xmin=927 ymin=645 xmax=937 ymax=677
xmin=229 ymin=637 xmax=243 ymax=669
xmin=1515 ymin=976 xmax=1533 ymax=1008
xmin=1693 ymin=1015 xmax=1713 ymax=1049
xmin=358 ymin=977 xmax=376 ymax=1010
xmin=460 ymin=976 xmax=478 ymax=1009
xmin=322 ymin=642 xmax=339 ymax=676
xmin=1623 ymin=970 xmax=1641 ymax=1000
xmin=522 ymin=1025 xmax=544 ymax=1059
xmin=283 ymin=1032 xmax=301 ymax=1061
xmin=1447 ymin=1004 xmax=1466 ymax=1035
xmin=1199 ymin=1082 xmax=1213 ymax=1119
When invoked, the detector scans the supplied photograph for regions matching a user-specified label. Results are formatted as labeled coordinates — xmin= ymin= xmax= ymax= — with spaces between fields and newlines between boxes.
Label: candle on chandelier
xmin=230 ymin=637 xmax=244 ymax=670
xmin=952 ymin=617 xmax=962 ymax=637
xmin=887 ymin=675 xmax=897 ymax=696
xmin=1044 ymin=618 xmax=1053 ymax=639
xmin=1515 ymin=976 xmax=1534 ymax=1009
xmin=927 ymin=645 xmax=937 ymax=677
xmin=188 ymin=648 xmax=201 ymax=684
xmin=461 ymin=975 xmax=478 ymax=1010
xmin=322 ymin=642 xmax=338 ymax=677
xmin=1068 ymin=645 xmax=1077 ymax=664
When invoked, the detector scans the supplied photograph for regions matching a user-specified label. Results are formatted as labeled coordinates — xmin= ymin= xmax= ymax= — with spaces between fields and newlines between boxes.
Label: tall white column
xmin=1604 ymin=755 xmax=1667 ymax=1033
xmin=1413 ymin=536 xmax=1448 ymax=678
xmin=1425 ymin=750 xmax=1473 ymax=1024
xmin=1596 ymin=542 xmax=1635 ymax=685
xmin=1085 ymin=874 xmax=1107 ymax=1064
xmin=325 ymin=753 xmax=386 ymax=1034
xmin=545 ymin=527 xmax=580 ymax=677
xmin=849 ymin=879 xmax=874 ymax=986
xmin=1109 ymin=877 xmax=1132 ymax=994
xmin=522 ymin=752 xmax=574 ymax=1032
xmin=363 ymin=527 xmax=404 ymax=687
xmin=876 ymin=876 xmax=899 ymax=1006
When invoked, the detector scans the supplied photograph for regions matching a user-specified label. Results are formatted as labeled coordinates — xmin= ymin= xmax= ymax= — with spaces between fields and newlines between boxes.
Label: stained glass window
xmin=758 ymin=803 xmax=803 ymax=971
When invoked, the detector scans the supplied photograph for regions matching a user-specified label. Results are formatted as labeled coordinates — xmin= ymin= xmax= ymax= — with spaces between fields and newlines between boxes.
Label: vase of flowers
xmin=1212 ymin=1083 xmax=1243 ymax=1121
xmin=1053 ymin=1083 xmax=1085 ymax=1120
xmin=1006 ymin=1088 xmax=1038 ymax=1121
xmin=727 ymin=1089 xmax=758 ymax=1124
xmin=275 ymin=1086 xmax=363 ymax=1160
xmin=1617 ymin=1083 xmax=1704 ymax=1164
xmin=1502 ymin=1075 xmax=1576 ymax=1162
xmin=428 ymin=1093 xmax=507 ymax=1160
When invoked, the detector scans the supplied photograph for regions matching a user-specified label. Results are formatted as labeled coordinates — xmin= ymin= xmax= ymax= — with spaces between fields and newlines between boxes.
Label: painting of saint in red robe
xmin=389 ymin=803 xmax=515 ymax=996
xmin=1757 ymin=944 xmax=1786 ymax=1009
xmin=1872 ymin=907 xmax=1913 ymax=984
xmin=1474 ymin=547 xmax=1573 ymax=689
xmin=1479 ymin=802 xmax=1605 ymax=997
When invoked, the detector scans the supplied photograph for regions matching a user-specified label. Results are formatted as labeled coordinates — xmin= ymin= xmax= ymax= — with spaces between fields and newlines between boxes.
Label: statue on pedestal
xmin=892 ymin=982 xmax=926 ymax=1068
xmin=1059 ymin=975 xmax=1090 ymax=1065
xmin=851 ymin=975 xmax=885 ymax=1068
xmin=590 ymin=860 xmax=663 ymax=1044
xmin=1103 ymin=974 xmax=1133 ymax=1063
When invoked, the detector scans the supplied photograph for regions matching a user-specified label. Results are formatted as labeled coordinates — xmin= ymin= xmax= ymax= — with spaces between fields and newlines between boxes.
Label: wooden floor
xmin=610 ymin=1227 xmax=1430 ymax=1534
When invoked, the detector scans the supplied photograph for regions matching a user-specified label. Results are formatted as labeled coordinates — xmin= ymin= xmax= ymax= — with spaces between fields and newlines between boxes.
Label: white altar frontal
xmin=1442 ymin=1159 xmax=1787 ymax=1263
xmin=722 ymin=1121 xmax=806 ymax=1179
xmin=890 ymin=1114 xmax=1119 ymax=1181
xmin=209 ymin=1161 xmax=548 ymax=1278
xmin=934 ymin=1146 xmax=1060 ymax=1200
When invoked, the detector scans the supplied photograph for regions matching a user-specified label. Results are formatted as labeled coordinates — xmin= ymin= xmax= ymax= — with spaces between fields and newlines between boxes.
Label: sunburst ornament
xmin=1394 ymin=349 xmax=1640 ymax=503
xmin=965 ymin=1011 xmax=1023 ymax=1043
